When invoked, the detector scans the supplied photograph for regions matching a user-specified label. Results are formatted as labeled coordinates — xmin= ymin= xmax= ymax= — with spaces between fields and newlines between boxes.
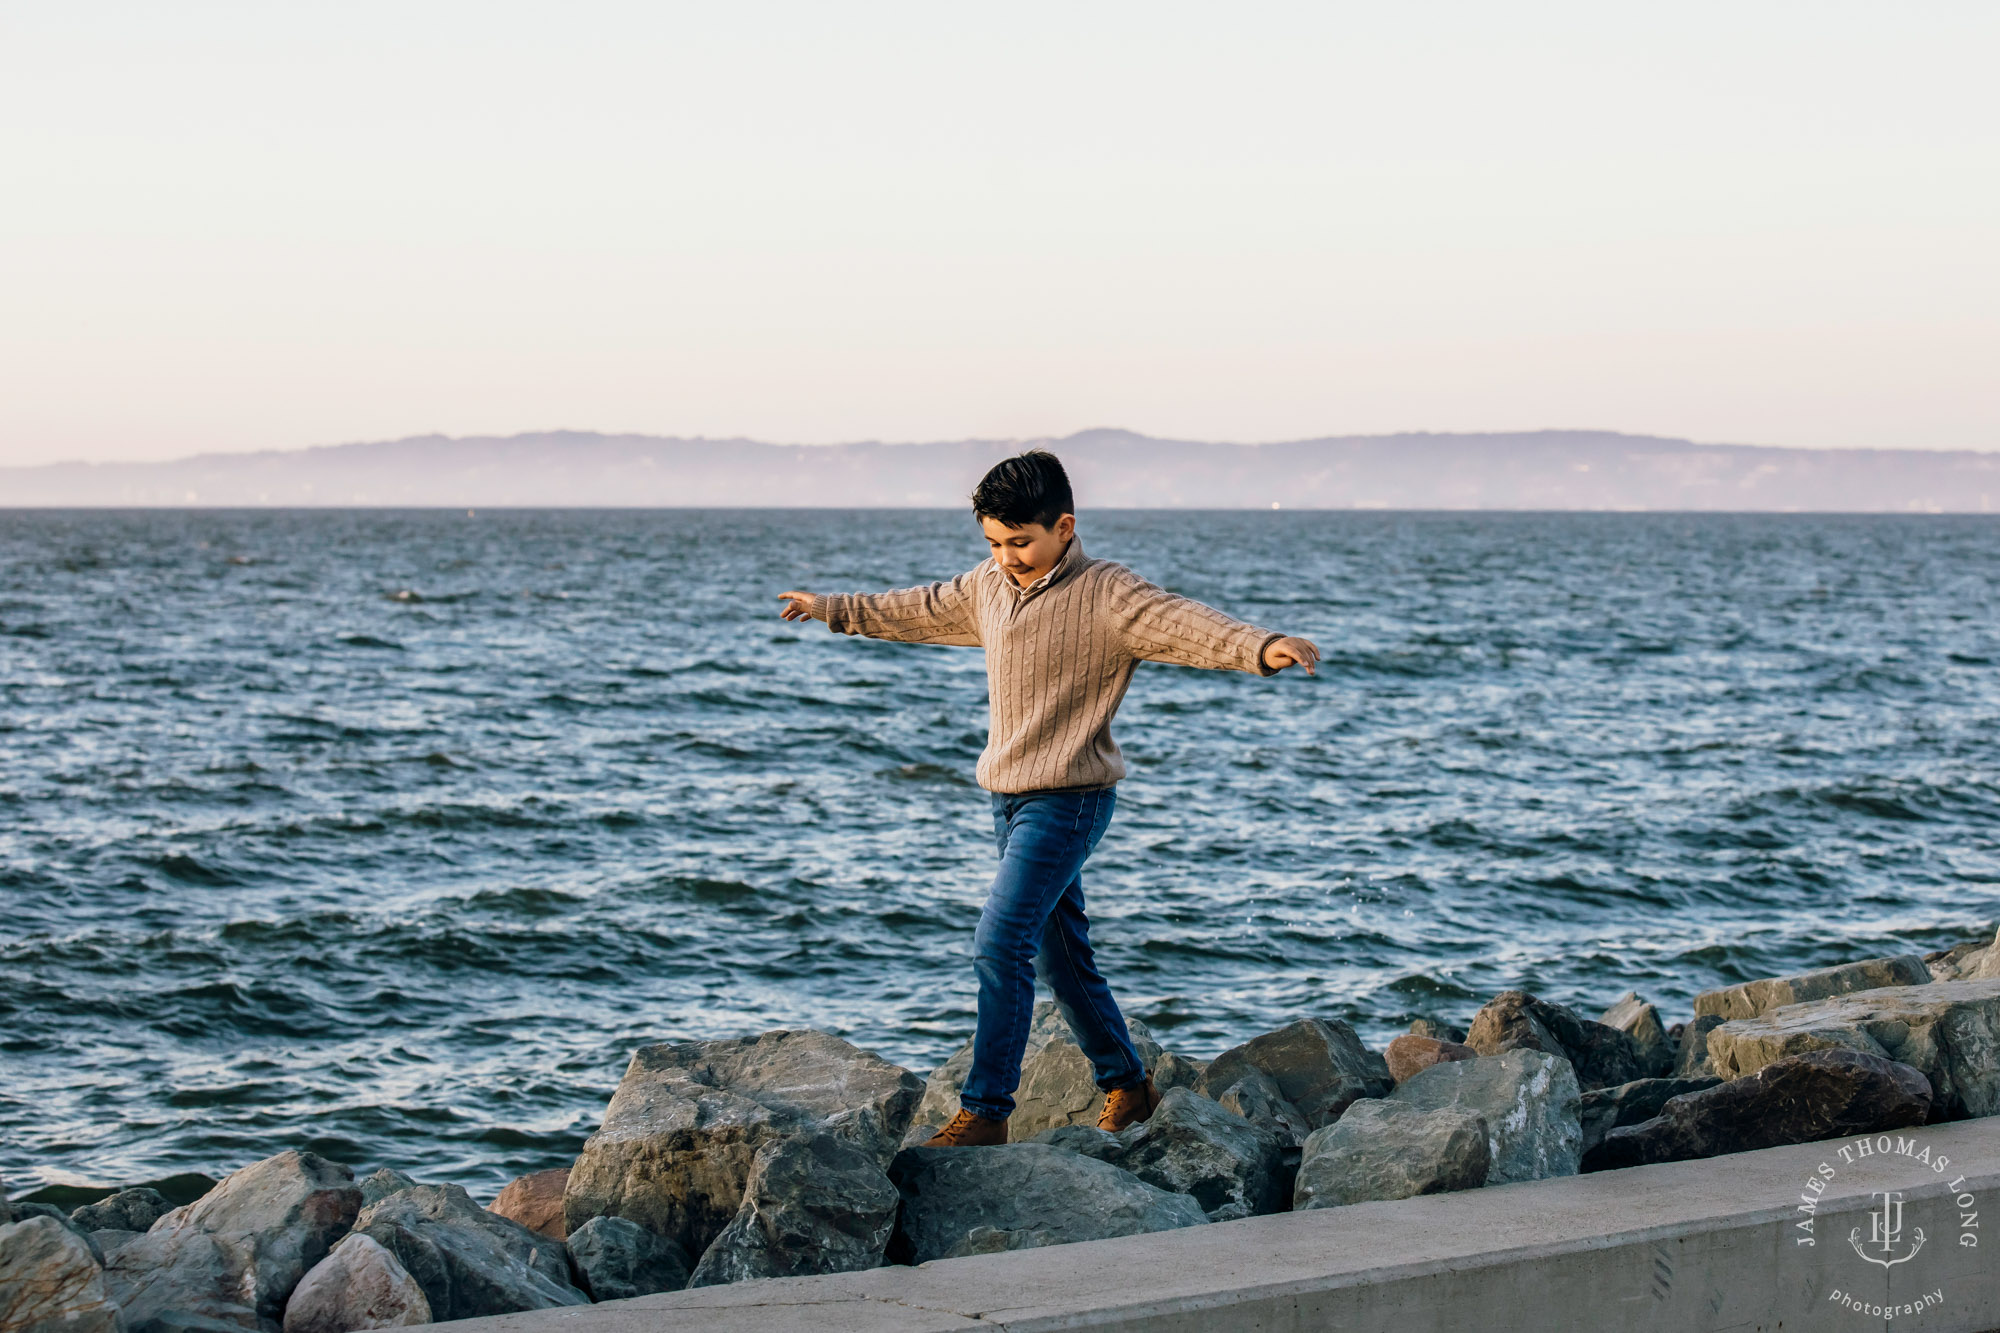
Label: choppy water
xmin=3 ymin=508 xmax=1998 ymax=1196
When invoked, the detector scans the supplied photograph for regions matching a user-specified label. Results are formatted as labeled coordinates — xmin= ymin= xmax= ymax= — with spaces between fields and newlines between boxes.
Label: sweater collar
xmin=1003 ymin=535 xmax=1086 ymax=601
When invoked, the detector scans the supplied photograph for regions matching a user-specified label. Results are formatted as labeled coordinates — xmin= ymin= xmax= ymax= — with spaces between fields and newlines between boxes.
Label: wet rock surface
xmin=1294 ymin=1100 xmax=1491 ymax=1209
xmin=1389 ymin=1049 xmax=1582 ymax=1184
xmin=564 ymin=1216 xmax=691 ymax=1302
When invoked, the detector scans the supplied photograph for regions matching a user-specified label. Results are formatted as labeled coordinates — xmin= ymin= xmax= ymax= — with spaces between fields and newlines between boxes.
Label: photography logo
xmin=1792 ymin=1131 xmax=1979 ymax=1321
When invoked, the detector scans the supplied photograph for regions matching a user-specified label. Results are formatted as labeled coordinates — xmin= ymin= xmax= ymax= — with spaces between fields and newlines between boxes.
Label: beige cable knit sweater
xmin=810 ymin=537 xmax=1282 ymax=793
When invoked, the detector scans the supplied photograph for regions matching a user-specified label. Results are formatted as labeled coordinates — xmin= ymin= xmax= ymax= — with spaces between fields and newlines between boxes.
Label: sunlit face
xmin=981 ymin=513 xmax=1075 ymax=587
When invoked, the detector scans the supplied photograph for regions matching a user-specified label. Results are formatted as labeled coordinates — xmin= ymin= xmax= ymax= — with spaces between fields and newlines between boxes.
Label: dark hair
xmin=971 ymin=450 xmax=1074 ymax=528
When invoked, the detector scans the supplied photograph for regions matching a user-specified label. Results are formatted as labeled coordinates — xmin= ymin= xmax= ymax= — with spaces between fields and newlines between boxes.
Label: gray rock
xmin=355 ymin=1172 xmax=417 ymax=1209
xmin=1673 ymin=1015 xmax=1725 ymax=1077
xmin=565 ymin=1216 xmax=691 ymax=1302
xmin=888 ymin=1144 xmax=1206 ymax=1265
xmin=89 ymin=1232 xmax=144 ymax=1263
xmin=353 ymin=1184 xmax=587 ymax=1322
xmin=0 ymin=1171 xmax=11 ymax=1226
xmin=1693 ymin=954 xmax=1933 ymax=1021
xmin=103 ymin=1228 xmax=268 ymax=1333
xmin=565 ymin=1029 xmax=921 ymax=1260
xmin=1195 ymin=1018 xmax=1392 ymax=1131
xmin=1584 ymin=1050 xmax=1933 ymax=1172
xmin=1597 ymin=992 xmax=1674 ymax=1078
xmin=1294 ymin=1100 xmax=1490 ymax=1209
xmin=1030 ymin=1087 xmax=1290 ymax=1221
xmin=0 ymin=1215 xmax=125 ymax=1333
xmin=1703 ymin=977 xmax=2000 ymax=1118
xmin=912 ymin=1003 xmax=1169 ymax=1140
xmin=72 ymin=1190 xmax=171 ymax=1235
xmin=8 ymin=1206 xmax=103 ymax=1264
xmin=1389 ymin=1049 xmax=1582 ymax=1184
xmin=1579 ymin=1076 xmax=1723 ymax=1155
xmin=1408 ymin=1018 xmax=1468 ymax=1044
xmin=1927 ymin=928 xmax=2000 ymax=982
xmin=1465 ymin=991 xmax=1648 ymax=1091
xmin=1209 ymin=1066 xmax=1312 ymax=1148
xmin=281 ymin=1234 xmax=430 ymax=1333
xmin=1150 ymin=1052 xmax=1207 ymax=1094
xmin=688 ymin=1132 xmax=899 ymax=1287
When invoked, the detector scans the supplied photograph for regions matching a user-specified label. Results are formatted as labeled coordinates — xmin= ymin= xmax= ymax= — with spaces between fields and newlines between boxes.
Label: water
xmin=3 ymin=509 xmax=1997 ymax=1196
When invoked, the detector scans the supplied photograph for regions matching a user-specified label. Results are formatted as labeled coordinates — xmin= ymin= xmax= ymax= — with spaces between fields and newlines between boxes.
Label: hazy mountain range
xmin=5 ymin=429 xmax=1998 ymax=511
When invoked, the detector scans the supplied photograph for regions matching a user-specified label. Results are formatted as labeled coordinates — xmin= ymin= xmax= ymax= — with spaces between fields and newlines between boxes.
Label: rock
xmin=888 ymin=1144 xmax=1205 ymax=1265
xmin=1383 ymin=1034 xmax=1476 ymax=1086
xmin=1673 ymin=1015 xmax=1725 ymax=1077
xmin=913 ymin=1003 xmax=1170 ymax=1141
xmin=1150 ymin=1052 xmax=1207 ymax=1093
xmin=1293 ymin=1100 xmax=1490 ymax=1209
xmin=1389 ymin=1049 xmax=1582 ymax=1184
xmin=1584 ymin=1050 xmax=1933 ymax=1172
xmin=0 ymin=1171 xmax=12 ymax=1225
xmin=1693 ymin=954 xmax=1933 ymax=1021
xmin=89 ymin=1232 xmax=144 ymax=1263
xmin=353 ymin=1184 xmax=587 ymax=1322
xmin=8 ymin=1206 xmax=103 ymax=1264
xmin=687 ymin=1132 xmax=899 ymax=1287
xmin=1195 ymin=1019 xmax=1392 ymax=1131
xmin=1029 ymin=1087 xmax=1290 ymax=1221
xmin=1702 ymin=977 xmax=2000 ymax=1118
xmin=1927 ymin=928 xmax=2000 ymax=982
xmin=355 ymin=1173 xmax=416 ymax=1209
xmin=0 ymin=1215 xmax=125 ymax=1333
xmin=1208 ymin=1066 xmax=1312 ymax=1148
xmin=1407 ymin=1018 xmax=1468 ymax=1044
xmin=1464 ymin=991 xmax=1648 ymax=1091
xmin=564 ymin=1029 xmax=922 ymax=1261
xmin=103 ymin=1228 xmax=268 ymax=1333
xmin=564 ymin=1216 xmax=691 ymax=1302
xmin=488 ymin=1169 xmax=568 ymax=1241
xmin=281 ymin=1234 xmax=430 ymax=1333
xmin=1598 ymin=992 xmax=1674 ymax=1077
xmin=1579 ymin=1077 xmax=1723 ymax=1155
xmin=154 ymin=1150 xmax=362 ymax=1326
xmin=72 ymin=1189 xmax=171 ymax=1234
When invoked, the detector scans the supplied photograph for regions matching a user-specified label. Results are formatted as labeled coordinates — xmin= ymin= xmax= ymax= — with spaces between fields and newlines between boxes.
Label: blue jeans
xmin=958 ymin=786 xmax=1148 ymax=1120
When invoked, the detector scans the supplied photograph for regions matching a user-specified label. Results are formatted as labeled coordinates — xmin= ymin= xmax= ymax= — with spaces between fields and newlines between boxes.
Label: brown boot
xmin=1097 ymin=1076 xmax=1162 ymax=1132
xmin=923 ymin=1107 xmax=1010 ymax=1147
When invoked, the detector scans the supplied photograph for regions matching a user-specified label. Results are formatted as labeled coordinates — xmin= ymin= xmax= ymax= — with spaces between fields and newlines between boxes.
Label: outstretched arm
xmin=1107 ymin=567 xmax=1318 ymax=676
xmin=777 ymin=569 xmax=982 ymax=646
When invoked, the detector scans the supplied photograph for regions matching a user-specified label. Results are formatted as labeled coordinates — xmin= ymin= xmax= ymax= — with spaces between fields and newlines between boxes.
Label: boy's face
xmin=981 ymin=513 xmax=1075 ymax=587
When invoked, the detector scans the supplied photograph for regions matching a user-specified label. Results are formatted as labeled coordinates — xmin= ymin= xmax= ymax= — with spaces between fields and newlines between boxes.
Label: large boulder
xmin=888 ymin=1144 xmax=1205 ymax=1264
xmin=911 ymin=1003 xmax=1168 ymax=1141
xmin=1693 ymin=955 xmax=1932 ymax=1021
xmin=1702 ymin=978 xmax=2000 ymax=1119
xmin=564 ymin=1029 xmax=922 ymax=1261
xmin=1672 ymin=1015 xmax=1725 ymax=1077
xmin=72 ymin=1190 xmax=171 ymax=1235
xmin=103 ymin=1229 xmax=267 ymax=1333
xmin=564 ymin=1216 xmax=691 ymax=1302
xmin=1207 ymin=1066 xmax=1312 ymax=1148
xmin=688 ymin=1132 xmax=900 ymax=1287
xmin=1584 ymin=1050 xmax=1932 ymax=1172
xmin=487 ymin=1170 xmax=568 ymax=1241
xmin=281 ymin=1234 xmax=430 ymax=1333
xmin=1928 ymin=928 xmax=1999 ymax=982
xmin=1195 ymin=1019 xmax=1392 ymax=1131
xmin=1384 ymin=1034 xmax=1476 ymax=1086
xmin=1293 ymin=1100 xmax=1490 ymax=1209
xmin=1579 ymin=1076 xmax=1722 ymax=1155
xmin=1389 ymin=1049 xmax=1582 ymax=1184
xmin=1597 ymin=993 xmax=1674 ymax=1078
xmin=0 ymin=1216 xmax=125 ymax=1333
xmin=1464 ymin=991 xmax=1648 ymax=1091
xmin=352 ymin=1184 xmax=587 ymax=1322
xmin=1029 ymin=1087 xmax=1290 ymax=1221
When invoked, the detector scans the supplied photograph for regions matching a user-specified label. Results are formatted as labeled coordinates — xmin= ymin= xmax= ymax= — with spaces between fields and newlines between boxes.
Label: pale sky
xmin=2 ymin=3 xmax=1996 ymax=466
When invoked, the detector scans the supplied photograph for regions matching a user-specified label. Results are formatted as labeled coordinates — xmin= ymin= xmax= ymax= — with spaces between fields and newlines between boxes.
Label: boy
xmin=778 ymin=450 xmax=1319 ymax=1146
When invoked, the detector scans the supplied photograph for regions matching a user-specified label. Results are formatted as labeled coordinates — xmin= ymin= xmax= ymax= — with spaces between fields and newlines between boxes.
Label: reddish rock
xmin=488 ymin=1168 xmax=570 ymax=1240
xmin=1385 ymin=1034 xmax=1477 ymax=1086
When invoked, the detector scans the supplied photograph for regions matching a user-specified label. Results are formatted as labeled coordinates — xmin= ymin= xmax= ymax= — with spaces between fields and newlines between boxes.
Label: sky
xmin=2 ymin=3 xmax=1996 ymax=466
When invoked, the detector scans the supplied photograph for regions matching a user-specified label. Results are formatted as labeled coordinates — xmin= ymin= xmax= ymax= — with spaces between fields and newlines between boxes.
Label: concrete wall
xmin=442 ymin=1118 xmax=2000 ymax=1332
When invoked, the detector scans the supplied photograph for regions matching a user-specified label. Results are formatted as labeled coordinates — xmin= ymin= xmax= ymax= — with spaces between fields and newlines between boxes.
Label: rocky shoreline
xmin=6 ymin=926 xmax=1998 ymax=1333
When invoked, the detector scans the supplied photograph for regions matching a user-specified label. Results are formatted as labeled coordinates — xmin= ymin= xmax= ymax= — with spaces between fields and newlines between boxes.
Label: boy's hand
xmin=1262 ymin=636 xmax=1320 ymax=676
xmin=777 ymin=591 xmax=816 ymax=621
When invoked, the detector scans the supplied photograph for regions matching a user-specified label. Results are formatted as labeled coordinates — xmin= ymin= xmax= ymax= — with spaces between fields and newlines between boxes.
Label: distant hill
xmin=4 ymin=429 xmax=1998 ymax=511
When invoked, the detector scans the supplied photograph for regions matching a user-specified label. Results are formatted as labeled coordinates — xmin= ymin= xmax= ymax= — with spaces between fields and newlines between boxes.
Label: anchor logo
xmin=1849 ymin=1191 xmax=1926 ymax=1269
